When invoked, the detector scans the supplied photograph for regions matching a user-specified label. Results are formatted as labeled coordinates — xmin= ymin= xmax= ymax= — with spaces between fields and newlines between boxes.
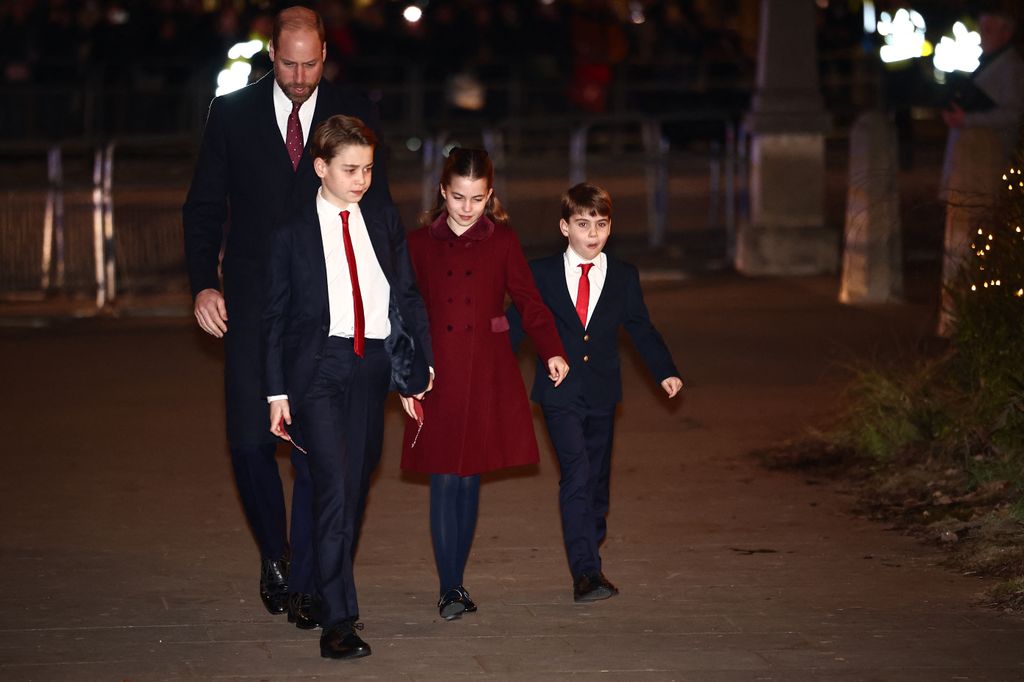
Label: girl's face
xmin=441 ymin=175 xmax=493 ymax=232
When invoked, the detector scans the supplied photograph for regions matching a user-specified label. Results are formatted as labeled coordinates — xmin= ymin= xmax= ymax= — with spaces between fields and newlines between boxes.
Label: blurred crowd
xmin=0 ymin=0 xmax=755 ymax=123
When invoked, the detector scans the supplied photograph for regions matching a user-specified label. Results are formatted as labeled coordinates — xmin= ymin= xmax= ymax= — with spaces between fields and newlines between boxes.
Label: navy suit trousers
xmin=295 ymin=337 xmax=390 ymax=627
xmin=541 ymin=403 xmax=616 ymax=580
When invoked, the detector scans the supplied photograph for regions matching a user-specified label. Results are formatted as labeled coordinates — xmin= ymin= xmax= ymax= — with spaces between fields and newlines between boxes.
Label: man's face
xmin=560 ymin=211 xmax=611 ymax=261
xmin=979 ymin=14 xmax=1013 ymax=55
xmin=314 ymin=144 xmax=374 ymax=208
xmin=269 ymin=28 xmax=325 ymax=103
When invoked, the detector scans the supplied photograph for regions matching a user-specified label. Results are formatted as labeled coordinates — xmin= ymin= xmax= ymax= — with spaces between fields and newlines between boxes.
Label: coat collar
xmin=427 ymin=211 xmax=495 ymax=241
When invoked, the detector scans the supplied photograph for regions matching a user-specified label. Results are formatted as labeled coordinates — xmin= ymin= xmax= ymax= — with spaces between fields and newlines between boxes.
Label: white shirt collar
xmin=565 ymin=246 xmax=607 ymax=272
xmin=316 ymin=187 xmax=361 ymax=220
xmin=272 ymin=78 xmax=319 ymax=117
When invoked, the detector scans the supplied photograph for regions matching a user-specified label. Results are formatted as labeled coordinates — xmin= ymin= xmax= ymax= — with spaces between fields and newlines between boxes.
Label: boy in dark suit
xmin=508 ymin=183 xmax=683 ymax=602
xmin=264 ymin=115 xmax=432 ymax=659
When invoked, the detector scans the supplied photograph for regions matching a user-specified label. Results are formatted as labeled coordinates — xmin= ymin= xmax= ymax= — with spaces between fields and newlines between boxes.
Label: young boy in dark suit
xmin=264 ymin=114 xmax=432 ymax=658
xmin=508 ymin=182 xmax=683 ymax=602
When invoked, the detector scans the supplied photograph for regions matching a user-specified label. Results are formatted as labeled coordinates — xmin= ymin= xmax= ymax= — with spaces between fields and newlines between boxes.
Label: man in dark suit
xmin=264 ymin=115 xmax=432 ymax=659
xmin=508 ymin=182 xmax=683 ymax=603
xmin=182 ymin=6 xmax=391 ymax=627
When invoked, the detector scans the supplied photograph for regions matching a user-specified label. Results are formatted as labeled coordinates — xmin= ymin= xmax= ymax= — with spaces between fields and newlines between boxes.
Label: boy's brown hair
xmin=309 ymin=115 xmax=377 ymax=163
xmin=561 ymin=182 xmax=612 ymax=220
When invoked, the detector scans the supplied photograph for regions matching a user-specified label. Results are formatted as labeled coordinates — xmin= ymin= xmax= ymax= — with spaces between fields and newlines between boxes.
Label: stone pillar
xmin=736 ymin=0 xmax=835 ymax=275
xmin=840 ymin=111 xmax=903 ymax=304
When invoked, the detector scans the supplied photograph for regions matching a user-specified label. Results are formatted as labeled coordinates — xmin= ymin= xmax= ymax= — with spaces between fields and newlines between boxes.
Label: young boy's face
xmin=314 ymin=144 xmax=374 ymax=208
xmin=560 ymin=211 xmax=611 ymax=261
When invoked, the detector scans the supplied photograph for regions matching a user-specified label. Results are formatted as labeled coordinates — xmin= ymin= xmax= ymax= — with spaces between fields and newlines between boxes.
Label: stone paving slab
xmin=1 ymin=274 xmax=1022 ymax=680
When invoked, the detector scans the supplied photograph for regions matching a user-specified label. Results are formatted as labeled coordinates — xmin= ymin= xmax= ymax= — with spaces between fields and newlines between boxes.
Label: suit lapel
xmin=363 ymin=210 xmax=394 ymax=285
xmin=299 ymin=204 xmax=330 ymax=320
xmin=540 ymin=255 xmax=582 ymax=329
xmin=253 ymin=75 xmax=296 ymax=174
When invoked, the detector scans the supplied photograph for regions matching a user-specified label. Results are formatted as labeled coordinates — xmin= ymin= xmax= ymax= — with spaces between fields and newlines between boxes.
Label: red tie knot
xmin=579 ymin=262 xmax=594 ymax=277
xmin=291 ymin=101 xmax=302 ymax=114
xmin=340 ymin=209 xmax=350 ymax=225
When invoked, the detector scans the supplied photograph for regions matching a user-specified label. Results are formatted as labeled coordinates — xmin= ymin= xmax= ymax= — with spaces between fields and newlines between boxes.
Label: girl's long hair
xmin=420 ymin=147 xmax=509 ymax=227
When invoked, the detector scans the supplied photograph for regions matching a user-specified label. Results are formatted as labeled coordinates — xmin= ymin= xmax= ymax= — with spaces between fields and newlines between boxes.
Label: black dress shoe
xmin=456 ymin=586 xmax=477 ymax=613
xmin=573 ymin=571 xmax=615 ymax=602
xmin=259 ymin=558 xmax=289 ymax=615
xmin=287 ymin=592 xmax=320 ymax=630
xmin=438 ymin=588 xmax=467 ymax=620
xmin=320 ymin=621 xmax=371 ymax=659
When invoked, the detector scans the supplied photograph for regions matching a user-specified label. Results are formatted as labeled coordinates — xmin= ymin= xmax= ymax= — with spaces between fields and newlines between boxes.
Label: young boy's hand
xmin=547 ymin=356 xmax=570 ymax=387
xmin=661 ymin=377 xmax=683 ymax=398
xmin=269 ymin=399 xmax=292 ymax=438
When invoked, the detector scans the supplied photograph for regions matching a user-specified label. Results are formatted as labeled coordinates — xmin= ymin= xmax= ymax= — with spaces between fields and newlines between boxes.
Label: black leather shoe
xmin=573 ymin=571 xmax=615 ymax=602
xmin=456 ymin=586 xmax=477 ymax=613
xmin=438 ymin=588 xmax=467 ymax=620
xmin=320 ymin=621 xmax=371 ymax=659
xmin=287 ymin=592 xmax=320 ymax=630
xmin=259 ymin=558 xmax=289 ymax=615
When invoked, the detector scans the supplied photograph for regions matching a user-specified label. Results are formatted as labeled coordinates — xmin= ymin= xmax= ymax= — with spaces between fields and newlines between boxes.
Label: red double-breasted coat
xmin=400 ymin=212 xmax=565 ymax=476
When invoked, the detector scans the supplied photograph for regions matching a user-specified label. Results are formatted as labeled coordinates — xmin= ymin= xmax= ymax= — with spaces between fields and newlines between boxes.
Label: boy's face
xmin=314 ymin=144 xmax=374 ymax=208
xmin=560 ymin=211 xmax=611 ymax=261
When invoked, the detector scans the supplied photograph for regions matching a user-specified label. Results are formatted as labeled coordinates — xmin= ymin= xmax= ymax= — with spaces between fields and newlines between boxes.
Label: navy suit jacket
xmin=263 ymin=200 xmax=433 ymax=406
xmin=183 ymin=73 xmax=390 ymax=300
xmin=508 ymin=252 xmax=679 ymax=409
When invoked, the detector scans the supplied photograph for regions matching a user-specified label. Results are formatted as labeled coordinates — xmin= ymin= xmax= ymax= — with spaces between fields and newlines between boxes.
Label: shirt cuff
xmin=267 ymin=395 xmax=288 ymax=403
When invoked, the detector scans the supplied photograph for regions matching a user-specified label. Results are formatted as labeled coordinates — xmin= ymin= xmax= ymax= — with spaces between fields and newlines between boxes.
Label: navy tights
xmin=429 ymin=473 xmax=480 ymax=596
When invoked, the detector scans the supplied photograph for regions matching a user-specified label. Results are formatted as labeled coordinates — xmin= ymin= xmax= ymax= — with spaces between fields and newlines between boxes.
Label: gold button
xmin=583 ymin=334 xmax=589 ymax=342
xmin=583 ymin=355 xmax=589 ymax=362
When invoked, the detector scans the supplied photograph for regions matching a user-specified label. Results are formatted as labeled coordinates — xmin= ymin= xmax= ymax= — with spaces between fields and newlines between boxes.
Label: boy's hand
xmin=399 ymin=395 xmax=420 ymax=420
xmin=661 ymin=377 xmax=683 ymax=398
xmin=269 ymin=399 xmax=292 ymax=438
xmin=194 ymin=288 xmax=228 ymax=337
xmin=547 ymin=356 xmax=570 ymax=387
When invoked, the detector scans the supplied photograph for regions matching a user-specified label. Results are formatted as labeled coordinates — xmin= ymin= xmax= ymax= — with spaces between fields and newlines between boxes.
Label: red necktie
xmin=340 ymin=210 xmax=365 ymax=357
xmin=576 ymin=262 xmax=594 ymax=327
xmin=286 ymin=101 xmax=303 ymax=171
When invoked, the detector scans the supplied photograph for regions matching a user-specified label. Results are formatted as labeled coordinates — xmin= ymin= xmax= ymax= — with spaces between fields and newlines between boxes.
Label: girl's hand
xmin=547 ymin=356 xmax=569 ymax=387
xmin=661 ymin=377 xmax=683 ymax=398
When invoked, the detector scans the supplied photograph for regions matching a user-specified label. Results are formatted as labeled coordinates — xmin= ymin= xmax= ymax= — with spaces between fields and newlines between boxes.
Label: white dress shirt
xmin=272 ymin=79 xmax=318 ymax=146
xmin=317 ymin=190 xmax=391 ymax=340
xmin=563 ymin=247 xmax=607 ymax=328
xmin=267 ymin=191 xmax=390 ymax=404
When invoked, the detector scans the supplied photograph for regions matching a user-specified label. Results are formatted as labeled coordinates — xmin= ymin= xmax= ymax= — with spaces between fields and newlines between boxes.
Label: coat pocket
xmin=490 ymin=315 xmax=510 ymax=333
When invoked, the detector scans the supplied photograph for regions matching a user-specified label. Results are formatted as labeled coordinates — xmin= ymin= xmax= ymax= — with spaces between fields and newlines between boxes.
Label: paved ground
xmin=1 ymin=270 xmax=1023 ymax=681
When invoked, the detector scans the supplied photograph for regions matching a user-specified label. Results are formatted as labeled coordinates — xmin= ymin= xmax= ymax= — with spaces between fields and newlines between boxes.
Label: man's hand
xmin=194 ymin=288 xmax=228 ymax=337
xmin=661 ymin=377 xmax=683 ymax=398
xmin=269 ymin=399 xmax=292 ymax=439
xmin=942 ymin=103 xmax=966 ymax=129
xmin=547 ymin=356 xmax=570 ymax=387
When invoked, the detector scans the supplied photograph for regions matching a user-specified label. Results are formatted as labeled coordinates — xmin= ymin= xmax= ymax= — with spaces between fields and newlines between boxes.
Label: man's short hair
xmin=272 ymin=6 xmax=326 ymax=47
xmin=309 ymin=115 xmax=377 ymax=163
xmin=561 ymin=182 xmax=613 ymax=220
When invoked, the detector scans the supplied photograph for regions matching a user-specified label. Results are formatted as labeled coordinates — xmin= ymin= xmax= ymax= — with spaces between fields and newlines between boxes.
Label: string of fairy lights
xmin=969 ymin=166 xmax=1024 ymax=298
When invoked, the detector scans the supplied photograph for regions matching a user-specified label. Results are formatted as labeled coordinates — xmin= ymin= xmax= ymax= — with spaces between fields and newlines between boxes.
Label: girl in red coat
xmin=400 ymin=148 xmax=569 ymax=620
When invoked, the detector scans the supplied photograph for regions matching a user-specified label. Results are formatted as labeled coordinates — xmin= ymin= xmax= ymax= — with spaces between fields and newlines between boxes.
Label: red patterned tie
xmin=576 ymin=262 xmax=594 ymax=327
xmin=340 ymin=210 xmax=365 ymax=357
xmin=286 ymin=101 xmax=303 ymax=170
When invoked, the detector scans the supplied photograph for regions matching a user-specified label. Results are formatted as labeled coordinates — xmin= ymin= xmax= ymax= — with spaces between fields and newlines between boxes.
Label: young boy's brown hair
xmin=309 ymin=114 xmax=378 ymax=162
xmin=560 ymin=183 xmax=613 ymax=220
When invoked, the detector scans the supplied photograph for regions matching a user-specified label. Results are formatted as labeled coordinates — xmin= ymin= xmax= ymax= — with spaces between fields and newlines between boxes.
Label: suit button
xmin=583 ymin=355 xmax=589 ymax=362
xmin=314 ymin=354 xmax=322 ymax=361
xmin=583 ymin=334 xmax=589 ymax=342
xmin=446 ymin=324 xmax=453 ymax=332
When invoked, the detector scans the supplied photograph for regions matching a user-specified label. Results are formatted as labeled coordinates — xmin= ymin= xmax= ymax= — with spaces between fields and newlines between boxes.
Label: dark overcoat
xmin=400 ymin=212 xmax=565 ymax=476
